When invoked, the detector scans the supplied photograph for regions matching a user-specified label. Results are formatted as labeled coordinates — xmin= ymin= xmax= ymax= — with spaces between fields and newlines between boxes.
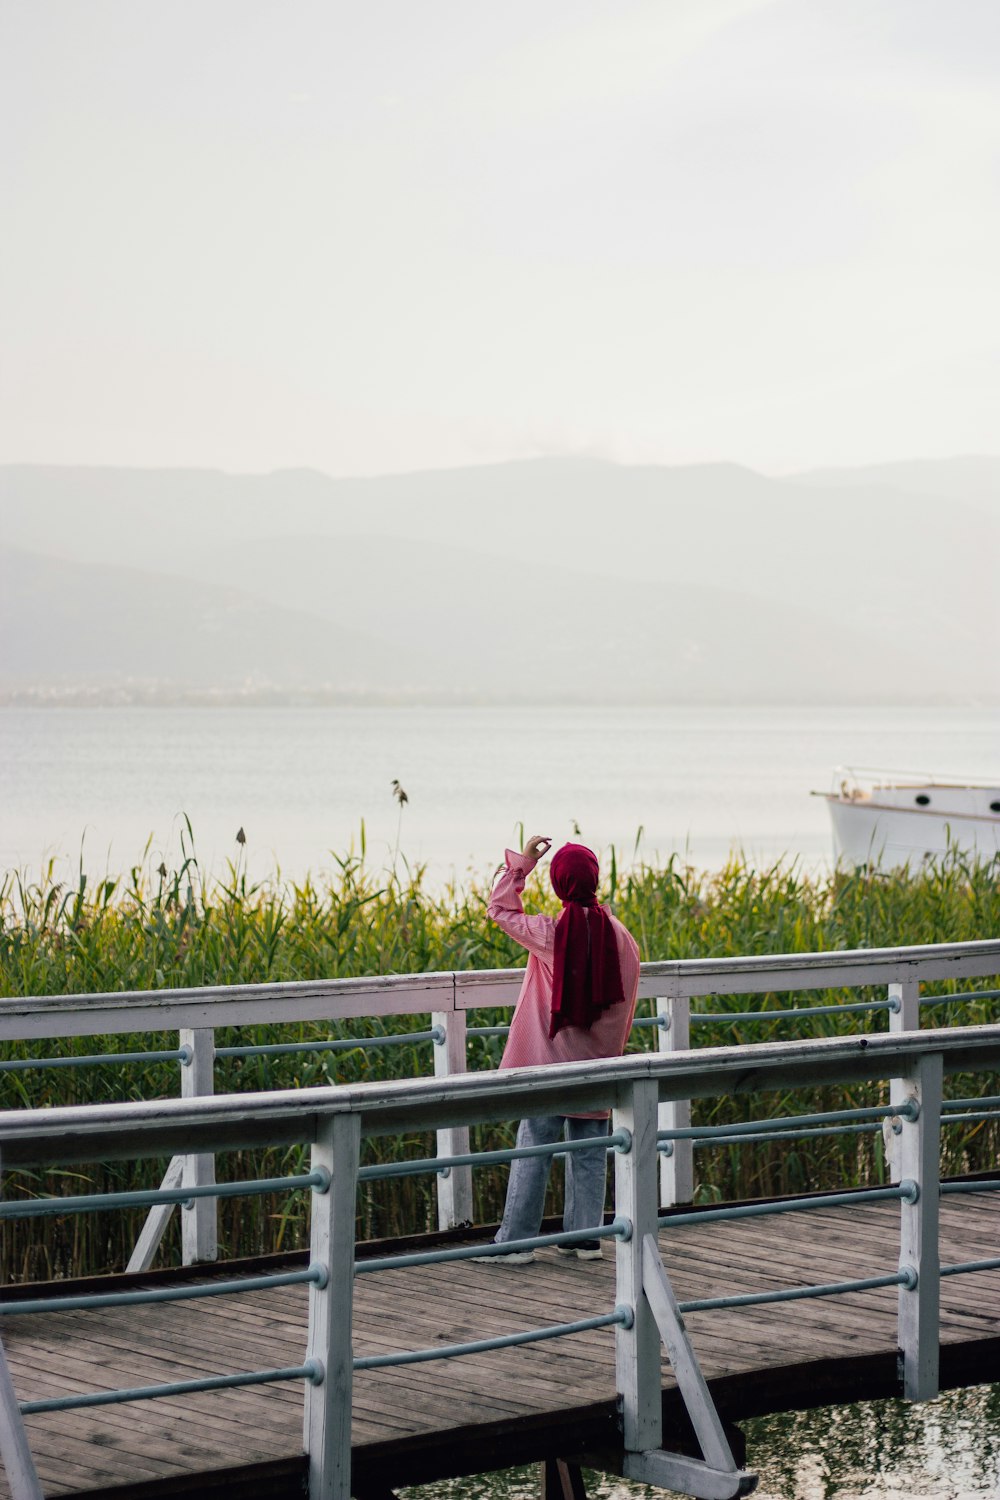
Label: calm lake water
xmin=4 ymin=704 xmax=1000 ymax=1494
xmin=2 ymin=704 xmax=999 ymax=886
xmin=400 ymin=1387 xmax=1000 ymax=1499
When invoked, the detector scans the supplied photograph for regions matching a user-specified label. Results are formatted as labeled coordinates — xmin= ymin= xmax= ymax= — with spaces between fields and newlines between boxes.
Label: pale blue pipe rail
xmin=19 ymin=1361 xmax=321 ymax=1416
xmin=353 ymin=1306 xmax=633 ymax=1371
xmin=0 ymin=1265 xmax=327 ymax=1318
xmin=0 ymin=1168 xmax=329 ymax=1221
xmin=677 ymin=1121 xmax=883 ymax=1152
xmin=921 ymin=988 xmax=1000 ymax=1007
xmin=0 ymin=1046 xmax=192 ymax=1073
xmin=3 ymin=1009 xmax=674 ymax=1077
xmin=357 ymin=1218 xmax=631 ymax=1275
xmin=679 ymin=1268 xmax=916 ymax=1314
xmin=216 ymin=1026 xmax=445 ymax=1059
xmin=940 ymin=1178 xmax=1000 ymax=1196
xmin=941 ymin=1256 xmax=1000 ymax=1277
xmin=0 ymin=1030 xmax=443 ymax=1077
xmin=657 ymin=1097 xmax=996 ymax=1154
xmin=658 ymin=1101 xmax=918 ymax=1144
xmin=658 ymin=1181 xmax=918 ymax=1231
xmin=467 ymin=1014 xmax=667 ymax=1039
xmin=943 ymin=1094 xmax=1000 ymax=1110
xmin=689 ymin=998 xmax=897 ymax=1024
xmin=358 ymin=1129 xmax=632 ymax=1184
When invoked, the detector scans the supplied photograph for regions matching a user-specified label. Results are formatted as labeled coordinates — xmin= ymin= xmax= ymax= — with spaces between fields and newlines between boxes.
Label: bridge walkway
xmin=4 ymin=1188 xmax=1000 ymax=1498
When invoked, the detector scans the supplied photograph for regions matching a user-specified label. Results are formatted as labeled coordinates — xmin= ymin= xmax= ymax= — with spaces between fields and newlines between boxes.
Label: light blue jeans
xmin=495 ymin=1115 xmax=611 ymax=1244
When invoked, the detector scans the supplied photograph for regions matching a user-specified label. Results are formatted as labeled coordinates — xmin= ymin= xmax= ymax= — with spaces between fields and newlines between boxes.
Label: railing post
xmin=897 ymin=1049 xmax=942 ymax=1403
xmin=614 ymin=1077 xmax=662 ymax=1455
xmin=658 ymin=995 xmax=693 ymax=1208
xmin=304 ymin=1113 xmax=360 ymax=1500
xmin=887 ymin=980 xmax=920 ymax=1185
xmin=180 ymin=1028 xmax=217 ymax=1265
xmin=432 ymin=1005 xmax=472 ymax=1229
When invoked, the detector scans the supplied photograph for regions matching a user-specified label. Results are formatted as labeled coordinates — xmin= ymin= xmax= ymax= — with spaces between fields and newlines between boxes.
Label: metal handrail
xmin=353 ymin=1307 xmax=633 ymax=1372
xmin=2 ymin=938 xmax=999 ymax=1041
xmin=5 ymin=1024 xmax=1000 ymax=1165
xmin=0 ymin=1265 xmax=328 ymax=1318
xmin=19 ymin=1363 xmax=322 ymax=1417
xmin=2 ymin=1020 xmax=995 ymax=1496
xmin=0 ymin=1169 xmax=329 ymax=1220
xmin=357 ymin=1219 xmax=631 ymax=1275
xmin=656 ymin=1181 xmax=918 ymax=1231
xmin=0 ymin=1046 xmax=192 ymax=1072
xmin=679 ymin=1270 xmax=916 ymax=1314
xmin=3 ymin=937 xmax=1000 ymax=1353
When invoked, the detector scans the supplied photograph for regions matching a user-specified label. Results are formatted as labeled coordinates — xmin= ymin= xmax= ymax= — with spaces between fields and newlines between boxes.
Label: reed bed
xmin=2 ymin=838 xmax=999 ymax=1281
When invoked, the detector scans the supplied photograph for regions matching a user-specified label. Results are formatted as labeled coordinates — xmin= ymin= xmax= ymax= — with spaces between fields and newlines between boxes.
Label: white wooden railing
xmin=4 ymin=1022 xmax=1000 ymax=1499
xmin=1 ymin=940 xmax=999 ymax=1269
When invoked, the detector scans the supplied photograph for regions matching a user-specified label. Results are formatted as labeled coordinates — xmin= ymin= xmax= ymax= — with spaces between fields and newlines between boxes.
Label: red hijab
xmin=548 ymin=843 xmax=625 ymax=1038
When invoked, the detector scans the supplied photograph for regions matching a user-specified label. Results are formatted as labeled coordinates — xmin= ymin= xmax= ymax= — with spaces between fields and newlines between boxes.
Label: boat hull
xmin=827 ymin=797 xmax=1000 ymax=868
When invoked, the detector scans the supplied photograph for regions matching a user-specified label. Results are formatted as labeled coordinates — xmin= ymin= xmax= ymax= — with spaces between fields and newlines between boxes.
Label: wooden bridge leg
xmin=540 ymin=1457 xmax=589 ymax=1500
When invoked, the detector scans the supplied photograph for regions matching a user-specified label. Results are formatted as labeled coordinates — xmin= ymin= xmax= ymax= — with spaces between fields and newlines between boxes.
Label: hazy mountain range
xmin=1 ymin=456 xmax=997 ymax=705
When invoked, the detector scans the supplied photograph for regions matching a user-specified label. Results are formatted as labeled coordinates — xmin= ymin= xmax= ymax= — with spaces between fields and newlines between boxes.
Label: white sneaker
xmin=470 ymin=1248 xmax=536 ymax=1265
xmin=556 ymin=1240 xmax=603 ymax=1260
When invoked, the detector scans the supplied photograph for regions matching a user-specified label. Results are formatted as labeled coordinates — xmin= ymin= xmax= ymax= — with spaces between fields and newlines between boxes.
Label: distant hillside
xmin=0 ymin=547 xmax=417 ymax=699
xmin=790 ymin=456 xmax=1000 ymax=514
xmin=0 ymin=457 xmax=996 ymax=704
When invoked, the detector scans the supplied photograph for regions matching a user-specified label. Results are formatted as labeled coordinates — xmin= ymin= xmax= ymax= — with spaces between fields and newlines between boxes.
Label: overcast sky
xmin=2 ymin=0 xmax=998 ymax=477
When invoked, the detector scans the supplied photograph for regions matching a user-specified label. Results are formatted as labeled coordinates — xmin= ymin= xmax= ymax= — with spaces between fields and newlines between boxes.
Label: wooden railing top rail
xmin=4 ymin=1022 xmax=1000 ymax=1167
xmin=2 ymin=939 xmax=999 ymax=1042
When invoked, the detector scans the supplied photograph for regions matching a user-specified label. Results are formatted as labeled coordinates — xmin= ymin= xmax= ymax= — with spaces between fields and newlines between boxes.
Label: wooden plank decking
xmin=4 ymin=1191 xmax=1000 ymax=1498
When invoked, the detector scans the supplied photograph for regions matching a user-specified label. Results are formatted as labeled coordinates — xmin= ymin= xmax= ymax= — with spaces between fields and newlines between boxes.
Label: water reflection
xmin=399 ymin=1384 xmax=1000 ymax=1498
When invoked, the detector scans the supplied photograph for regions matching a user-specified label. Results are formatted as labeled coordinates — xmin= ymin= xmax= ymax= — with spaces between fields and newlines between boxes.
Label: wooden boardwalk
xmin=4 ymin=1189 xmax=1000 ymax=1498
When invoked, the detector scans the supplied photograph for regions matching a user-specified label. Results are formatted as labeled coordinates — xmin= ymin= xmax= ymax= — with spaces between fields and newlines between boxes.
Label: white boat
xmin=813 ymin=767 xmax=1000 ymax=868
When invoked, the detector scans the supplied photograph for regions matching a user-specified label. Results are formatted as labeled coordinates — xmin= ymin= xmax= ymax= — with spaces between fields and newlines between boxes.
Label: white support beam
xmin=623 ymin=1449 xmax=757 ymax=1500
xmin=0 ymin=1335 xmax=43 ymax=1500
xmin=126 ymin=1154 xmax=184 ymax=1274
xmin=0 ymin=1146 xmax=46 ymax=1497
xmin=897 ymin=1049 xmax=942 ymax=1402
xmin=658 ymin=996 xmax=693 ymax=1207
xmin=304 ymin=1113 xmax=360 ymax=1500
xmin=622 ymin=1237 xmax=758 ymax=1499
xmin=432 ymin=1008 xmax=472 ymax=1229
xmin=641 ymin=1236 xmax=739 ymax=1475
xmin=180 ymin=1028 xmax=217 ymax=1265
xmin=614 ymin=1077 xmax=662 ymax=1456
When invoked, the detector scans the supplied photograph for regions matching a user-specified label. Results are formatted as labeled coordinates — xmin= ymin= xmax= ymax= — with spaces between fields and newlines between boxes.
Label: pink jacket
xmin=487 ymin=848 xmax=640 ymax=1119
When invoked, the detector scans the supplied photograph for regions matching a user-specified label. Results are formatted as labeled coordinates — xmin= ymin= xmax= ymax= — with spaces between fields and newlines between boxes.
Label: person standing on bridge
xmin=478 ymin=835 xmax=640 ymax=1264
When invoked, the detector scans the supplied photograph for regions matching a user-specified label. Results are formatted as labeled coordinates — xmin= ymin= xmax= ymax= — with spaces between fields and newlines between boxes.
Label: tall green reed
xmin=2 ymin=836 xmax=998 ymax=1280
